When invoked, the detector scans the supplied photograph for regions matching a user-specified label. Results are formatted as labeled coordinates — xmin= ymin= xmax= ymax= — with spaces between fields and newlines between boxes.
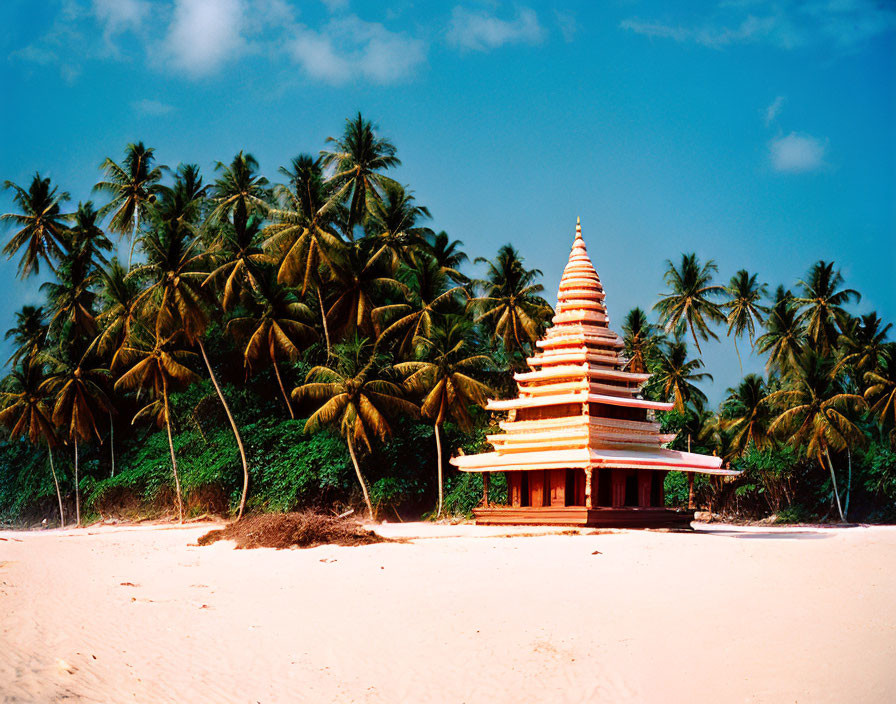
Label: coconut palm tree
xmin=375 ymin=256 xmax=464 ymax=359
xmin=226 ymin=269 xmax=317 ymax=417
xmin=835 ymin=313 xmax=892 ymax=382
xmin=864 ymin=345 xmax=896 ymax=442
xmin=321 ymin=113 xmax=400 ymax=236
xmin=756 ymin=286 xmax=805 ymax=377
xmin=723 ymin=270 xmax=768 ymax=373
xmin=208 ymin=152 xmax=269 ymax=233
xmin=793 ymin=261 xmax=860 ymax=355
xmin=264 ymin=154 xmax=342 ymax=353
xmin=654 ymin=253 xmax=725 ymax=355
xmin=114 ymin=334 xmax=199 ymax=522
xmin=720 ymin=374 xmax=772 ymax=457
xmin=364 ymin=182 xmax=432 ymax=270
xmin=0 ymin=357 xmax=65 ymax=526
xmin=5 ymin=305 xmax=49 ymax=366
xmin=766 ymin=351 xmax=865 ymax=521
xmin=425 ymin=230 xmax=469 ymax=285
xmin=396 ymin=318 xmax=493 ymax=517
xmin=621 ymin=307 xmax=659 ymax=374
xmin=95 ymin=142 xmax=163 ymax=267
xmin=472 ymin=244 xmax=553 ymax=366
xmin=205 ymin=214 xmax=267 ymax=311
xmin=41 ymin=341 xmax=111 ymax=526
xmin=293 ymin=338 xmax=418 ymax=519
xmin=2 ymin=173 xmax=71 ymax=277
xmin=132 ymin=219 xmax=252 ymax=518
xmin=93 ymin=257 xmax=145 ymax=359
xmin=648 ymin=340 xmax=712 ymax=412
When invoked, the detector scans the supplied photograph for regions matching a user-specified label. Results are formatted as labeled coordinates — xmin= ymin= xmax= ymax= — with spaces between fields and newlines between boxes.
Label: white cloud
xmin=133 ymin=99 xmax=176 ymax=116
xmin=288 ymin=15 xmax=426 ymax=84
xmin=447 ymin=6 xmax=545 ymax=52
xmin=764 ymin=95 xmax=785 ymax=125
xmin=621 ymin=1 xmax=896 ymax=51
xmin=163 ymin=0 xmax=248 ymax=77
xmin=92 ymin=0 xmax=149 ymax=40
xmin=769 ymin=132 xmax=827 ymax=173
xmin=555 ymin=10 xmax=577 ymax=43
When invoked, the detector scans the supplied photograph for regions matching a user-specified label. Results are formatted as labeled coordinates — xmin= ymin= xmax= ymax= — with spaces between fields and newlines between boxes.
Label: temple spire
xmin=575 ymin=216 xmax=582 ymax=240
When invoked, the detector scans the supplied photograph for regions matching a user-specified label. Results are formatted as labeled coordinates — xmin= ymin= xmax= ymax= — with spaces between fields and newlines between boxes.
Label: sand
xmin=1 ymin=521 xmax=894 ymax=704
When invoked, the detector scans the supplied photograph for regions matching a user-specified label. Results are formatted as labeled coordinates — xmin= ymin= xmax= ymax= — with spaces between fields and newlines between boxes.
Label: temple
xmin=451 ymin=219 xmax=738 ymax=528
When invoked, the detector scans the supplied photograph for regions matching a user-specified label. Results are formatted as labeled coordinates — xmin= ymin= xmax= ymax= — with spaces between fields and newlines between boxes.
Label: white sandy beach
xmin=1 ymin=521 xmax=895 ymax=704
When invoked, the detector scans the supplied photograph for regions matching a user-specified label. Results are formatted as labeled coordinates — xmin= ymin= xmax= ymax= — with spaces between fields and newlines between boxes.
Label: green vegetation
xmin=1 ymin=114 xmax=893 ymax=526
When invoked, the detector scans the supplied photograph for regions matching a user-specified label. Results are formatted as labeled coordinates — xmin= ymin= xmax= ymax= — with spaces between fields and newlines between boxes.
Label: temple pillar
xmin=584 ymin=467 xmax=593 ymax=508
xmin=637 ymin=470 xmax=652 ymax=507
xmin=482 ymin=473 xmax=489 ymax=507
xmin=509 ymin=471 xmax=522 ymax=507
xmin=549 ymin=470 xmax=566 ymax=506
xmin=687 ymin=472 xmax=695 ymax=510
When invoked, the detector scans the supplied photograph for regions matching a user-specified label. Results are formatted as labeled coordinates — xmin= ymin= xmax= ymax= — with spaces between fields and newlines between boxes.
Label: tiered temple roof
xmin=452 ymin=219 xmax=737 ymax=477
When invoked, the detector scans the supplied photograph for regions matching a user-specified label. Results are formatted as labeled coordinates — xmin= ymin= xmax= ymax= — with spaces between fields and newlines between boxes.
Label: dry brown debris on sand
xmin=196 ymin=511 xmax=387 ymax=550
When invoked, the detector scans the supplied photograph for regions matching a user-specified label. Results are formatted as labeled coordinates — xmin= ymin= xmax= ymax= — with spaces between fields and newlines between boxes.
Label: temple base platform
xmin=472 ymin=506 xmax=695 ymax=529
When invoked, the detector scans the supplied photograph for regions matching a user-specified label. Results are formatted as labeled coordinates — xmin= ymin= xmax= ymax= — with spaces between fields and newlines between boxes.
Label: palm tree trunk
xmin=822 ymin=449 xmax=845 ymax=522
xmin=74 ymin=438 xmax=80 ymax=527
xmin=48 ymin=445 xmax=64 ymax=528
xmin=346 ymin=432 xmax=374 ymax=520
xmin=198 ymin=339 xmax=250 ymax=520
xmin=845 ymin=448 xmax=852 ymax=520
xmin=733 ymin=336 xmax=743 ymax=376
xmin=128 ymin=211 xmax=138 ymax=269
xmin=688 ymin=319 xmax=703 ymax=355
xmin=162 ymin=378 xmax=184 ymax=523
xmin=317 ymin=286 xmax=332 ymax=358
xmin=109 ymin=409 xmax=115 ymax=477
xmin=272 ymin=349 xmax=294 ymax=419
xmin=434 ymin=422 xmax=444 ymax=518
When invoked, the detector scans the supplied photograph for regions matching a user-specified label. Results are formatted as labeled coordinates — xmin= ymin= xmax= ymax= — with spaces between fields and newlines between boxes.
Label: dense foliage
xmin=1 ymin=114 xmax=893 ymax=526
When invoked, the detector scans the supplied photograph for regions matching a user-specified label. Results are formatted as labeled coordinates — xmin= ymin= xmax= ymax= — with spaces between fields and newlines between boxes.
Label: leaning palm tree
xmin=396 ymin=319 xmax=493 ymax=517
xmin=95 ymin=142 xmax=163 ymax=267
xmin=720 ymin=374 xmax=772 ymax=457
xmin=864 ymin=345 xmax=896 ymax=443
xmin=2 ymin=173 xmax=71 ymax=277
xmin=0 ymin=358 xmax=65 ymax=526
xmin=834 ymin=312 xmax=892 ymax=382
xmin=132 ymin=219 xmax=252 ymax=518
xmin=114 ymin=333 xmax=199 ymax=522
xmin=756 ymin=286 xmax=805 ymax=378
xmin=5 ymin=305 xmax=49 ymax=366
xmin=321 ymin=113 xmax=401 ymax=236
xmin=226 ymin=269 xmax=317 ymax=417
xmin=723 ymin=270 xmax=768 ymax=373
xmin=293 ymin=338 xmax=419 ymax=519
xmin=654 ymin=253 xmax=725 ymax=355
xmin=472 ymin=244 xmax=553 ymax=366
xmin=765 ymin=351 xmax=866 ymax=521
xmin=364 ymin=182 xmax=432 ymax=271
xmin=793 ymin=260 xmax=860 ymax=355
xmin=41 ymin=341 xmax=111 ymax=526
xmin=621 ymin=307 xmax=659 ymax=374
xmin=648 ymin=340 xmax=712 ymax=412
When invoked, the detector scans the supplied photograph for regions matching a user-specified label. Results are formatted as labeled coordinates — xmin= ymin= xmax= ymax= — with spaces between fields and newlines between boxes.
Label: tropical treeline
xmin=0 ymin=114 xmax=893 ymax=526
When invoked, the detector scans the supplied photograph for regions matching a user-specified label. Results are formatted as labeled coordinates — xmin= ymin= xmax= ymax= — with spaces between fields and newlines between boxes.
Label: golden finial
xmin=575 ymin=216 xmax=582 ymax=239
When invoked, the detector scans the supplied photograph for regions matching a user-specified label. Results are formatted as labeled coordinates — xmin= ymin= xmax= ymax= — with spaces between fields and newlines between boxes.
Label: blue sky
xmin=1 ymin=0 xmax=894 ymax=405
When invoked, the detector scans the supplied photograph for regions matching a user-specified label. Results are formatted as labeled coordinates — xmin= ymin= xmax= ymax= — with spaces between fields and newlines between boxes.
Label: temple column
xmin=482 ymin=473 xmax=489 ymax=507
xmin=584 ymin=467 xmax=593 ymax=508
xmin=687 ymin=472 xmax=695 ymax=510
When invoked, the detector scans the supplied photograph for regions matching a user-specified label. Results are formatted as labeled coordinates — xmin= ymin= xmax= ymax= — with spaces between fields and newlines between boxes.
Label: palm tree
xmin=114 ymin=334 xmax=199 ymax=522
xmin=226 ymin=269 xmax=317 ymax=417
xmin=2 ymin=173 xmax=71 ymax=277
xmin=132 ymin=220 xmax=252 ymax=518
xmin=766 ymin=351 xmax=865 ymax=521
xmin=264 ymin=154 xmax=342 ymax=353
xmin=720 ymin=374 xmax=772 ymax=456
xmin=5 ymin=305 xmax=48 ymax=366
xmin=208 ymin=152 xmax=270 ymax=233
xmin=756 ymin=286 xmax=805 ymax=377
xmin=375 ymin=256 xmax=464 ymax=359
xmin=41 ymin=341 xmax=111 ymax=526
xmin=472 ymin=244 xmax=553 ymax=365
xmin=648 ymin=340 xmax=712 ymax=412
xmin=396 ymin=319 xmax=493 ymax=517
xmin=293 ymin=338 xmax=418 ymax=519
xmin=835 ymin=312 xmax=892 ymax=382
xmin=654 ymin=253 xmax=725 ymax=355
xmin=425 ymin=231 xmax=469 ymax=285
xmin=321 ymin=113 xmax=400 ymax=236
xmin=621 ymin=308 xmax=659 ymax=374
xmin=0 ymin=358 xmax=65 ymax=526
xmin=864 ymin=345 xmax=896 ymax=443
xmin=95 ymin=142 xmax=163 ymax=267
xmin=205 ymin=214 xmax=267 ymax=311
xmin=94 ymin=257 xmax=144 ymax=359
xmin=793 ymin=261 xmax=860 ymax=355
xmin=723 ymin=270 xmax=768 ymax=373
xmin=364 ymin=182 xmax=432 ymax=270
